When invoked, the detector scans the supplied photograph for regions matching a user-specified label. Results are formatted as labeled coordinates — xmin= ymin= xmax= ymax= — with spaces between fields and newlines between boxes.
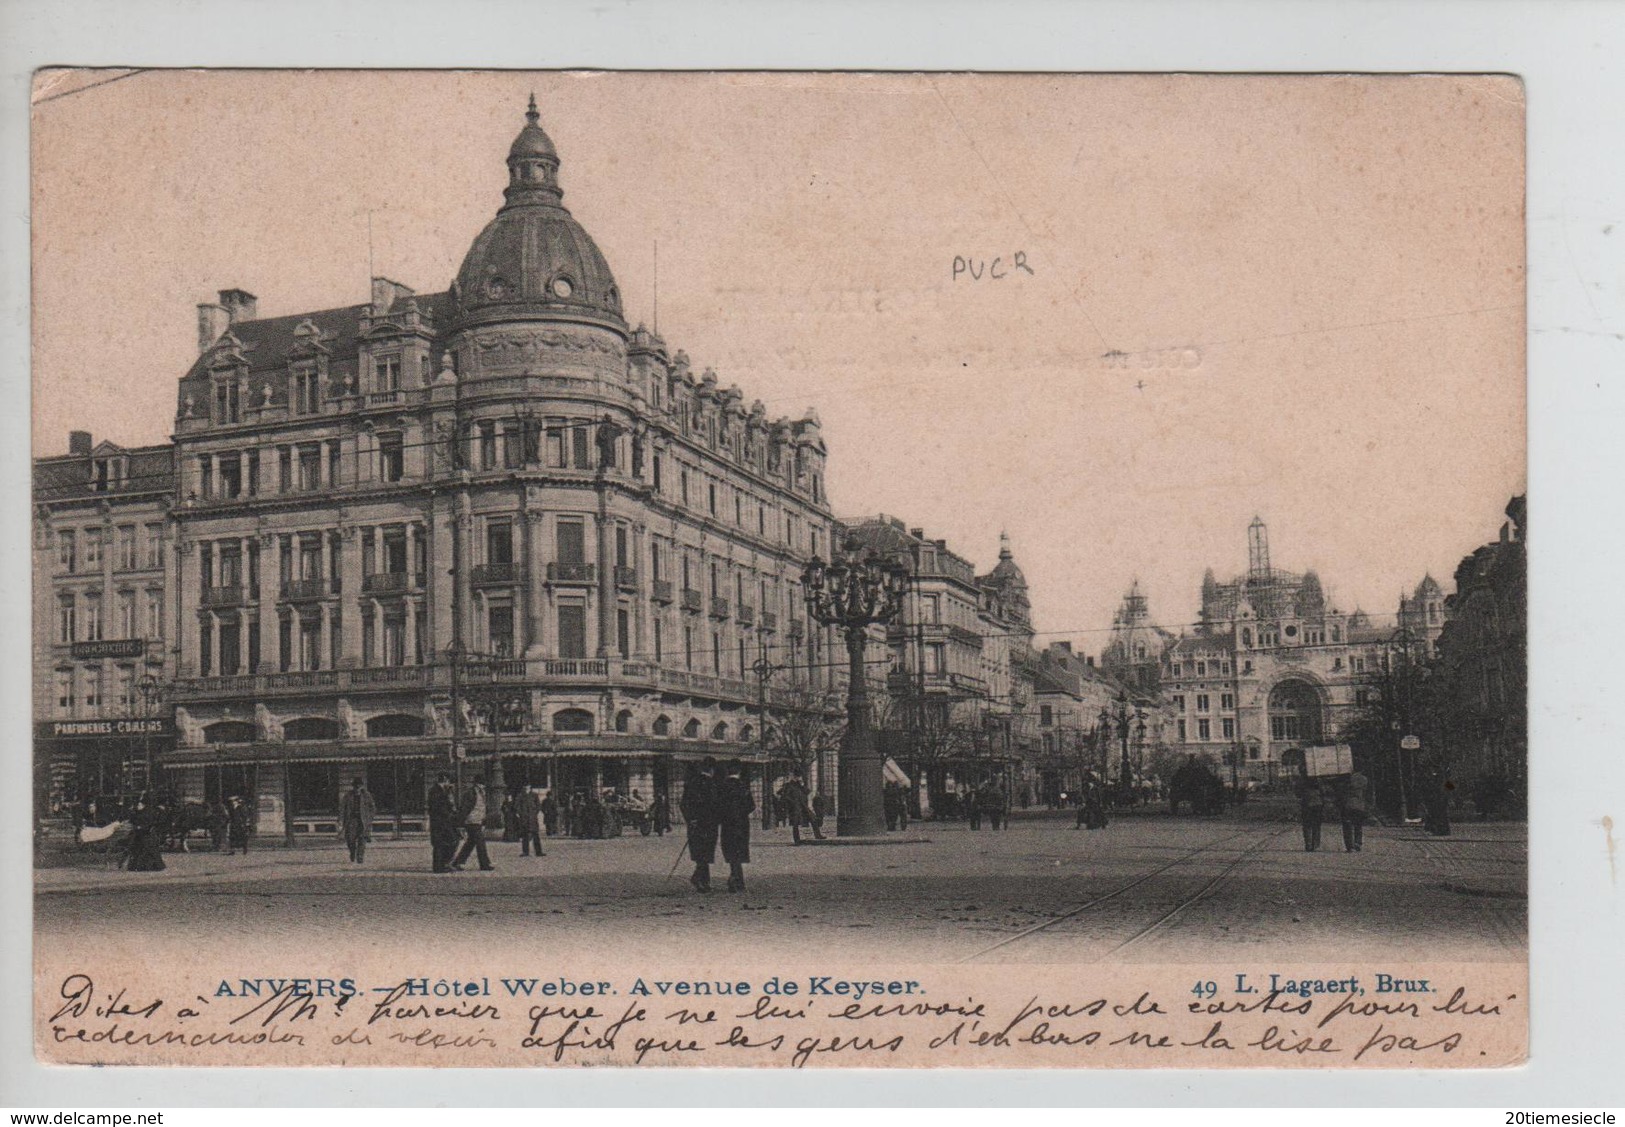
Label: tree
xmin=764 ymin=677 xmax=843 ymax=797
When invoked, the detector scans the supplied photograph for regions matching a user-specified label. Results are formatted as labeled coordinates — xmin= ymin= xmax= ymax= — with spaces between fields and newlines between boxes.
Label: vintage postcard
xmin=29 ymin=70 xmax=1526 ymax=1068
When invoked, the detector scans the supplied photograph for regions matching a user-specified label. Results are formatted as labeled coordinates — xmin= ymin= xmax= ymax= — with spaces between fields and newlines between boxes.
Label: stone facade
xmin=1149 ymin=517 xmax=1430 ymax=782
xmin=37 ymin=100 xmax=844 ymax=836
xmin=32 ymin=434 xmax=179 ymax=809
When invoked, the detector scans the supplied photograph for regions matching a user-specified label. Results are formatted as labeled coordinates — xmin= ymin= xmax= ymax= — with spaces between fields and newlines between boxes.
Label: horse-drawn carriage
xmin=1168 ymin=757 xmax=1227 ymax=815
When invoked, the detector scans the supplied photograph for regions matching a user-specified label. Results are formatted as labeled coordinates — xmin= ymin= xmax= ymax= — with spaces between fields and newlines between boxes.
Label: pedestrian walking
xmin=340 ymin=777 xmax=376 ymax=863
xmin=226 ymin=794 xmax=252 ymax=855
xmin=1339 ymin=770 xmax=1371 ymax=852
xmin=1297 ymin=777 xmax=1325 ymax=852
xmin=680 ymin=758 xmax=721 ymax=892
xmin=981 ymin=780 xmax=1008 ymax=831
xmin=1420 ymin=766 xmax=1452 ymax=837
xmin=809 ymin=791 xmax=828 ymax=838
xmin=718 ymin=760 xmax=756 ymax=893
xmin=125 ymin=792 xmax=166 ymax=872
xmin=652 ymin=789 xmax=672 ymax=836
xmin=540 ymin=789 xmax=559 ymax=836
xmin=780 ymin=773 xmax=814 ymax=844
xmin=209 ymin=798 xmax=229 ymax=853
xmin=518 ymin=785 xmax=545 ymax=857
xmin=428 ymin=773 xmax=459 ymax=873
xmin=451 ymin=778 xmax=495 ymax=871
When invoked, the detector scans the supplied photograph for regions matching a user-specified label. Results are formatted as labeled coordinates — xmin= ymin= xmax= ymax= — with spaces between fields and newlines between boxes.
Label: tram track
xmin=957 ymin=819 xmax=1292 ymax=963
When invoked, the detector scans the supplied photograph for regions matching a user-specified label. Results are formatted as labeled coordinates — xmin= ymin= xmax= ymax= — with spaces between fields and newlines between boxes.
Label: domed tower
xmin=980 ymin=532 xmax=1033 ymax=633
xmin=448 ymin=96 xmax=628 ymax=380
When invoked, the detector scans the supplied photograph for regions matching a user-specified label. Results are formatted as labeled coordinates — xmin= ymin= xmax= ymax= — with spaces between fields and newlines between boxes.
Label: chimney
xmin=217 ymin=289 xmax=258 ymax=324
xmin=909 ymin=528 xmax=924 ymax=539
xmin=1058 ymin=640 xmax=1072 ymax=653
xmin=1085 ymin=655 xmax=1095 ymax=668
xmin=197 ymin=303 xmax=230 ymax=354
xmin=68 ymin=430 xmax=92 ymax=456
xmin=371 ymin=277 xmax=414 ymax=314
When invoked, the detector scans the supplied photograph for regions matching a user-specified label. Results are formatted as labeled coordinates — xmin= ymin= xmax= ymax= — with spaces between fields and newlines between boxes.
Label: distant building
xmin=1153 ymin=516 xmax=1426 ymax=782
xmin=843 ymin=518 xmax=1041 ymax=811
xmin=32 ymin=433 xmax=178 ymax=810
xmin=1100 ymin=579 xmax=1177 ymax=694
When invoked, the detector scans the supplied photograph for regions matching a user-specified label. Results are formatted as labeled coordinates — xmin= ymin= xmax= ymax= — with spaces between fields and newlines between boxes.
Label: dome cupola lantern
xmin=450 ymin=95 xmax=625 ymax=332
xmin=505 ymin=93 xmax=563 ymax=204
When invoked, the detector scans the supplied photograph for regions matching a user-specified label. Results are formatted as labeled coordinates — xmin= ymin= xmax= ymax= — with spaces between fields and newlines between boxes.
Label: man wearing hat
xmin=718 ymin=760 xmax=757 ymax=893
xmin=680 ymin=758 xmax=721 ymax=892
xmin=428 ymin=772 xmax=459 ymax=873
xmin=340 ymin=776 xmax=376 ymax=863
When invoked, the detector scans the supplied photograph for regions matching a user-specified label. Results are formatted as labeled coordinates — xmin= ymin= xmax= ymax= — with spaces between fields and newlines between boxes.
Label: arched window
xmin=366 ymin=713 xmax=425 ymax=738
xmin=739 ymin=724 xmax=754 ymax=743
xmin=614 ymin=709 xmax=633 ymax=733
xmin=712 ymin=722 xmax=728 ymax=741
xmin=284 ymin=716 xmax=343 ymax=741
xmin=552 ymin=708 xmax=594 ymax=734
xmin=203 ymin=720 xmax=255 ymax=744
xmin=653 ymin=715 xmax=671 ymax=737
xmin=1241 ymin=627 xmax=1252 ymax=648
xmin=682 ymin=718 xmax=701 ymax=739
xmin=1267 ymin=680 xmax=1323 ymax=744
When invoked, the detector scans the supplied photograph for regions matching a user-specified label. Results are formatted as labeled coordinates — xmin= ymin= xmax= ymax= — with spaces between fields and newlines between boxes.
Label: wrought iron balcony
xmin=709 ymin=596 xmax=731 ymax=620
xmin=471 ymin=562 xmax=520 ymax=585
xmin=736 ymin=604 xmax=755 ymax=627
xmin=614 ymin=565 xmax=638 ymax=591
xmin=680 ymin=588 xmax=703 ymax=613
xmin=281 ymin=578 xmax=331 ymax=601
xmin=651 ymin=579 xmax=674 ymax=604
xmin=759 ymin=610 xmax=778 ymax=632
xmin=362 ymin=571 xmax=420 ymax=594
xmin=201 ymin=585 xmax=246 ymax=607
xmin=547 ymin=562 xmax=596 ymax=584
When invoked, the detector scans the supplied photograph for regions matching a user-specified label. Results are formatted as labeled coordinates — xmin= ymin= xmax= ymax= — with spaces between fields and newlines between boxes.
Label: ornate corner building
xmin=34 ymin=99 xmax=843 ymax=834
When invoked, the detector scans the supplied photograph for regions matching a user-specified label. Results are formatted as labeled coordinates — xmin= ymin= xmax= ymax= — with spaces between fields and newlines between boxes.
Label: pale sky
xmin=31 ymin=70 xmax=1525 ymax=649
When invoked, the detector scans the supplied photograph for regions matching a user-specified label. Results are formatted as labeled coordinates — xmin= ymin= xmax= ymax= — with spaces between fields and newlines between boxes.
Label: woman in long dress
xmin=124 ymin=793 xmax=167 ymax=871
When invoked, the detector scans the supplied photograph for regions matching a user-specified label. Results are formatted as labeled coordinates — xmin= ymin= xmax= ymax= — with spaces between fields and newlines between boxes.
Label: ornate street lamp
xmin=801 ymin=539 xmax=910 ymax=836
xmin=135 ymin=674 xmax=163 ymax=792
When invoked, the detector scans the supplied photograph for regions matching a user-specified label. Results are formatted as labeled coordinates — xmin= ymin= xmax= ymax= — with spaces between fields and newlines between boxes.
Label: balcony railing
xmin=709 ymin=596 xmax=731 ymax=620
xmin=736 ymin=604 xmax=755 ymax=627
xmin=365 ymin=389 xmax=404 ymax=407
xmin=547 ymin=562 xmax=596 ymax=584
xmin=462 ymin=659 xmax=528 ymax=681
xmin=543 ymin=658 xmax=609 ymax=678
xmin=362 ymin=571 xmax=420 ymax=594
xmin=471 ymin=562 xmax=520 ymax=585
xmin=759 ymin=610 xmax=778 ymax=633
xmin=614 ymin=565 xmax=638 ymax=591
xmin=264 ymin=670 xmax=338 ymax=690
xmin=787 ymin=619 xmax=805 ymax=639
xmin=680 ymin=588 xmax=703 ymax=613
xmin=349 ymin=665 xmax=429 ymax=686
xmin=651 ymin=579 xmax=674 ymax=604
xmin=281 ymin=578 xmax=330 ymax=601
xmin=201 ymin=585 xmax=246 ymax=607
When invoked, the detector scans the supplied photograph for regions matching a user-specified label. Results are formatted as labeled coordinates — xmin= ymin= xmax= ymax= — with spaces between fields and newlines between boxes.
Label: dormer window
xmin=374 ymin=356 xmax=401 ymax=394
xmin=293 ymin=367 xmax=322 ymax=415
xmin=213 ymin=376 xmax=240 ymax=424
xmin=90 ymin=457 xmax=126 ymax=492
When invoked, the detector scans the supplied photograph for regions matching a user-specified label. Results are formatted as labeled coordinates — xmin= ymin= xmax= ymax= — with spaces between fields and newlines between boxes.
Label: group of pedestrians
xmin=1073 ymin=770 xmax=1110 ymax=830
xmin=774 ymin=773 xmax=825 ymax=844
xmin=1295 ymin=770 xmax=1372 ymax=853
xmin=681 ymin=758 xmax=756 ymax=892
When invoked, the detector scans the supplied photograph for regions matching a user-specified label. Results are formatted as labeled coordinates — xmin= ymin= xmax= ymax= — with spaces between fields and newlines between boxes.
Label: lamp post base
xmin=837 ymin=750 xmax=887 ymax=837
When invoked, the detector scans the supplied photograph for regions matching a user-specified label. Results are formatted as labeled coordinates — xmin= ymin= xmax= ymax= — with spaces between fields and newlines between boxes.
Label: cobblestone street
xmin=35 ymin=800 xmax=1525 ymax=964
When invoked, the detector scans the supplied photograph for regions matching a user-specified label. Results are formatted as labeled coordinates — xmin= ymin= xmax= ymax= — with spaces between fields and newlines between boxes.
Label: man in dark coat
xmin=517 ymin=786 xmax=545 ymax=857
xmin=125 ymin=792 xmax=166 ymax=871
xmin=717 ymin=760 xmax=757 ymax=893
xmin=451 ymin=778 xmax=495 ymax=871
xmin=779 ymin=773 xmax=813 ymax=844
xmin=1297 ymin=776 xmax=1326 ymax=852
xmin=226 ymin=794 xmax=252 ymax=855
xmin=1339 ymin=770 xmax=1372 ymax=852
xmin=427 ymin=773 xmax=459 ymax=873
xmin=340 ymin=777 xmax=376 ymax=863
xmin=540 ymin=790 xmax=559 ymax=836
xmin=680 ymin=758 xmax=721 ymax=892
